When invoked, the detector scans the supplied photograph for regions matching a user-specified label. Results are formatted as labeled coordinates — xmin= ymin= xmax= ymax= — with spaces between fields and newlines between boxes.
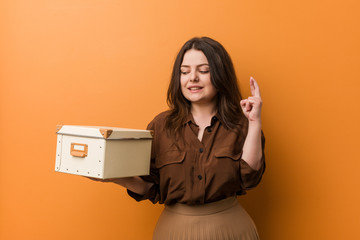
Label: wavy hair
xmin=166 ymin=37 xmax=245 ymax=137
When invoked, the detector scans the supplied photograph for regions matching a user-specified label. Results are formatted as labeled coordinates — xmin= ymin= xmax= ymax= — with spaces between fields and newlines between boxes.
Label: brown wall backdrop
xmin=1 ymin=0 xmax=359 ymax=239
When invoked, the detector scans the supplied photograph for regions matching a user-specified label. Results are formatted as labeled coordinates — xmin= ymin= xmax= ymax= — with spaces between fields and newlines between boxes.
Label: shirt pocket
xmin=155 ymin=150 xmax=186 ymax=168
xmin=215 ymin=147 xmax=242 ymax=161
xmin=214 ymin=147 xmax=242 ymax=182
xmin=155 ymin=150 xmax=186 ymax=199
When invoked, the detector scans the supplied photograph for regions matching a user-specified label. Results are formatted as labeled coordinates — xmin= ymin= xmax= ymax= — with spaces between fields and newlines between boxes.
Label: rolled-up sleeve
xmin=239 ymin=130 xmax=266 ymax=189
xmin=127 ymin=121 xmax=160 ymax=204
xmin=127 ymin=175 xmax=160 ymax=203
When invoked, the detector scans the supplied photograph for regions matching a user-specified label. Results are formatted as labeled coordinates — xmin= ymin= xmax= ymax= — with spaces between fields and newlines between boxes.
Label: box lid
xmin=56 ymin=125 xmax=153 ymax=139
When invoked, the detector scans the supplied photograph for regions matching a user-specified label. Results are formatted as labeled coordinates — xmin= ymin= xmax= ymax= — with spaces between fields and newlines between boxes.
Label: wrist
xmin=248 ymin=120 xmax=262 ymax=128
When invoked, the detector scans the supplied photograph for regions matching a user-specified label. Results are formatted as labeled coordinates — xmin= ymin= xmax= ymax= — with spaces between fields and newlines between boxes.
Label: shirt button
xmin=198 ymin=175 xmax=202 ymax=180
xmin=199 ymin=148 xmax=203 ymax=153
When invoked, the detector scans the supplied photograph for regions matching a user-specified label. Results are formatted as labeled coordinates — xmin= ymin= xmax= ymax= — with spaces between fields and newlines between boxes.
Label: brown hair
xmin=166 ymin=36 xmax=245 ymax=137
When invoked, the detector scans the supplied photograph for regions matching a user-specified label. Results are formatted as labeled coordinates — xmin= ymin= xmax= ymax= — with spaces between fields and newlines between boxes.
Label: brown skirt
xmin=153 ymin=197 xmax=259 ymax=240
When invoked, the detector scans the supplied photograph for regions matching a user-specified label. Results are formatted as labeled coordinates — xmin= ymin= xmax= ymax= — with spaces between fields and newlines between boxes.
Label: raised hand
xmin=240 ymin=77 xmax=262 ymax=123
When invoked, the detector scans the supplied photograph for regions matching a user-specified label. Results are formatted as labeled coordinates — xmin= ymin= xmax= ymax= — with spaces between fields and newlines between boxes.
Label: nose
xmin=189 ymin=70 xmax=199 ymax=82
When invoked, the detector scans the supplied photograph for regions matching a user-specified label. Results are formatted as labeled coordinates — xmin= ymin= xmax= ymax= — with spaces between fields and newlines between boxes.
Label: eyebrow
xmin=181 ymin=64 xmax=209 ymax=68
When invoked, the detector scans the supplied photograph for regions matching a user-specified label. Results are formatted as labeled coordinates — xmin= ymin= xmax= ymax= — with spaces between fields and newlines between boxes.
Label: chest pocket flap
xmin=215 ymin=147 xmax=242 ymax=161
xmin=155 ymin=150 xmax=186 ymax=168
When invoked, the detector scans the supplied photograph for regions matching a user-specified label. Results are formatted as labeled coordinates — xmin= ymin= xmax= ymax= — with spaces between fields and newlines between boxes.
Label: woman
xmin=101 ymin=37 xmax=265 ymax=239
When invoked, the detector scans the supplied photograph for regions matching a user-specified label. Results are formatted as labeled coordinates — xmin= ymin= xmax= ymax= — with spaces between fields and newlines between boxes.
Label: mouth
xmin=188 ymin=87 xmax=203 ymax=91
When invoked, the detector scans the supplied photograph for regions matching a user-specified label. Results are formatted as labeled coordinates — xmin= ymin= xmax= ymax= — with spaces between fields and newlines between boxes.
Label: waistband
xmin=164 ymin=196 xmax=239 ymax=216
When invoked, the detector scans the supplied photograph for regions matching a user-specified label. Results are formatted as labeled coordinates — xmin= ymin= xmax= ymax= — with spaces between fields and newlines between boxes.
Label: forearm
xmin=111 ymin=176 xmax=154 ymax=195
xmin=241 ymin=121 xmax=263 ymax=170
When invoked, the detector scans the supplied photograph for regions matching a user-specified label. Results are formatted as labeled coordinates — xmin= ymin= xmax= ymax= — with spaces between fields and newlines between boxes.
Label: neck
xmin=190 ymin=102 xmax=217 ymax=119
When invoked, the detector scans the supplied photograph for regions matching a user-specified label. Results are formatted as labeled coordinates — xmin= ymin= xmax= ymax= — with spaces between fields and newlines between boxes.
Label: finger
xmin=250 ymin=77 xmax=255 ymax=96
xmin=240 ymin=101 xmax=247 ymax=115
xmin=240 ymin=99 xmax=246 ymax=108
xmin=85 ymin=176 xmax=109 ymax=182
xmin=246 ymin=99 xmax=257 ymax=105
xmin=248 ymin=96 xmax=263 ymax=105
xmin=247 ymin=101 xmax=261 ymax=112
xmin=245 ymin=100 xmax=252 ymax=111
xmin=86 ymin=177 xmax=102 ymax=182
xmin=250 ymin=77 xmax=261 ymax=98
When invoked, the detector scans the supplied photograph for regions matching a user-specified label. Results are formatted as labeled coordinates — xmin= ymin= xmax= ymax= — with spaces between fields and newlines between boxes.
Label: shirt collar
xmin=183 ymin=112 xmax=222 ymax=126
xmin=183 ymin=113 xmax=195 ymax=126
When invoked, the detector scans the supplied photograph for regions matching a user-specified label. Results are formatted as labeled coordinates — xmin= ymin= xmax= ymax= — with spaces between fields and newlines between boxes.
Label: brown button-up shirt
xmin=128 ymin=111 xmax=265 ymax=205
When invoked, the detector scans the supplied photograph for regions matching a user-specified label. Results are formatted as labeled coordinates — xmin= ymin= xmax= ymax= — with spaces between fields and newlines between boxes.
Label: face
xmin=180 ymin=49 xmax=217 ymax=106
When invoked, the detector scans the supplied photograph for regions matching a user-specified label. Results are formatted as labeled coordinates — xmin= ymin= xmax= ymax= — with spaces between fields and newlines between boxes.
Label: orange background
xmin=1 ymin=0 xmax=359 ymax=239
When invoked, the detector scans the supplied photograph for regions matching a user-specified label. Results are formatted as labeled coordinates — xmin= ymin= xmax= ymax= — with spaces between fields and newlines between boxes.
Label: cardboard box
xmin=55 ymin=125 xmax=153 ymax=179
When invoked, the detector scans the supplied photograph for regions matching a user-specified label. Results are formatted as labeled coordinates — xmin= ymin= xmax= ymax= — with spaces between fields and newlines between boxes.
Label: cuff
xmin=127 ymin=182 xmax=160 ymax=204
xmin=240 ymin=157 xmax=265 ymax=189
